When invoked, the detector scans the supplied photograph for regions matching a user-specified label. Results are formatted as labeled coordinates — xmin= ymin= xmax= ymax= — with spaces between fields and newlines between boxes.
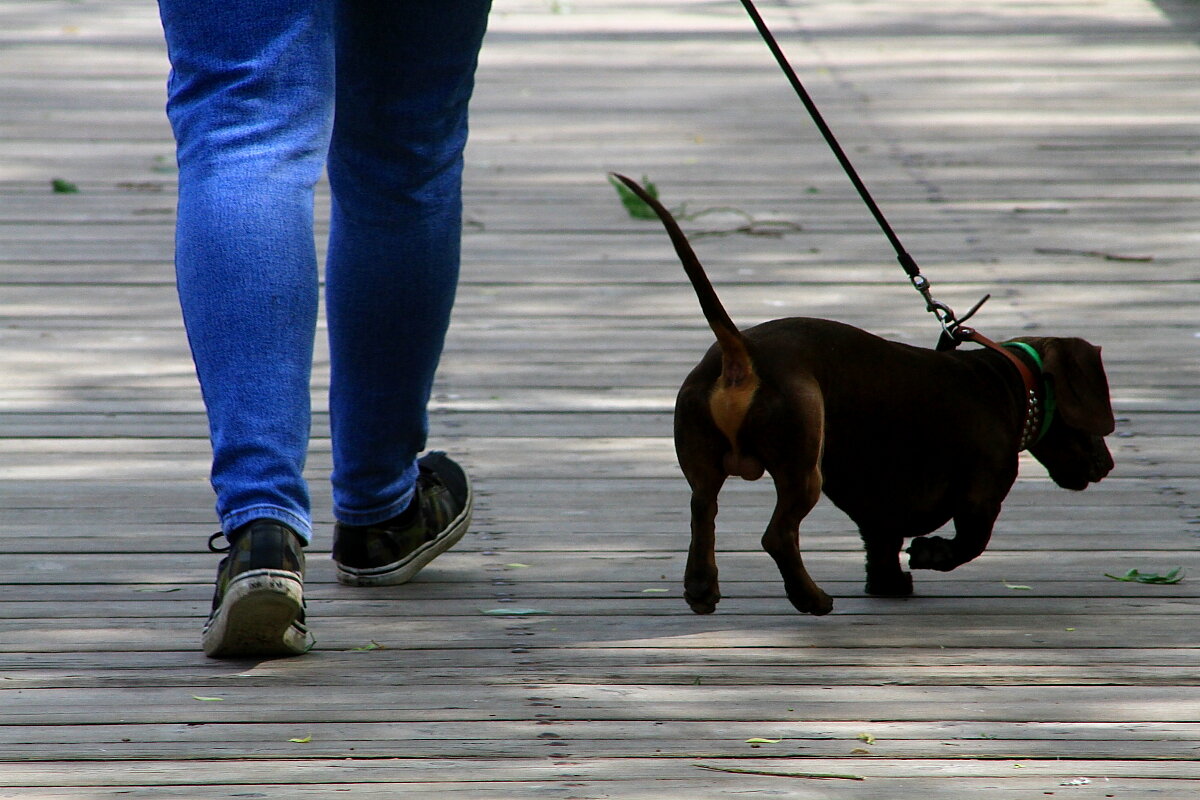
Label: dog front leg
xmin=860 ymin=530 xmax=913 ymax=597
xmin=762 ymin=472 xmax=833 ymax=616
xmin=907 ymin=505 xmax=1000 ymax=572
xmin=684 ymin=473 xmax=725 ymax=614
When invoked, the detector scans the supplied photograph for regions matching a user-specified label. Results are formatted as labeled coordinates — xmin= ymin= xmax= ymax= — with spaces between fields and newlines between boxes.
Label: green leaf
xmin=351 ymin=640 xmax=385 ymax=651
xmin=857 ymin=733 xmax=876 ymax=745
xmin=51 ymin=178 xmax=79 ymax=194
xmin=745 ymin=738 xmax=782 ymax=744
xmin=192 ymin=695 xmax=224 ymax=702
xmin=1104 ymin=567 xmax=1183 ymax=584
xmin=608 ymin=174 xmax=659 ymax=220
xmin=289 ymin=735 xmax=313 ymax=743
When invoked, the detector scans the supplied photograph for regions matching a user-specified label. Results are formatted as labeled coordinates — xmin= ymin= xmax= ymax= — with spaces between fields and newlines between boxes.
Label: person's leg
xmin=158 ymin=0 xmax=334 ymax=656
xmin=159 ymin=0 xmax=336 ymax=544
xmin=325 ymin=0 xmax=491 ymax=526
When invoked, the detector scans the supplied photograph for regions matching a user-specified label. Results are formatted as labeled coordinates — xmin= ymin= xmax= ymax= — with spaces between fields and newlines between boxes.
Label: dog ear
xmin=1041 ymin=338 xmax=1115 ymax=436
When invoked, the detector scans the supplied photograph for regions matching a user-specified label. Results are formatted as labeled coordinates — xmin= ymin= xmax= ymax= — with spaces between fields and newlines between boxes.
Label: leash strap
xmin=738 ymin=0 xmax=989 ymax=346
xmin=737 ymin=0 xmax=911 ymax=269
xmin=962 ymin=329 xmax=1036 ymax=393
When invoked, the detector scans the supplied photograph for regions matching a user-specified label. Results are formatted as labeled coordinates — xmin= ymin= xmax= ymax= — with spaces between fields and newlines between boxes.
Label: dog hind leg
xmin=762 ymin=468 xmax=833 ymax=615
xmin=683 ymin=468 xmax=726 ymax=614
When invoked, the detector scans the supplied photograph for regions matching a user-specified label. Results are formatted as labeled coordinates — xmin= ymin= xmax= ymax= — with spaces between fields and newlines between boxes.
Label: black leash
xmin=738 ymin=0 xmax=988 ymax=349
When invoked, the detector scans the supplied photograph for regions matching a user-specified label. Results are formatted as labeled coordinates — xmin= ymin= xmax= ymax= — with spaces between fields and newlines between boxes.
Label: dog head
xmin=1020 ymin=337 xmax=1115 ymax=490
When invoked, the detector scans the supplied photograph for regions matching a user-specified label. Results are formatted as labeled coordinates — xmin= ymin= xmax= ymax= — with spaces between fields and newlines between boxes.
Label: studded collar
xmin=957 ymin=329 xmax=1053 ymax=451
xmin=1001 ymin=341 xmax=1055 ymax=450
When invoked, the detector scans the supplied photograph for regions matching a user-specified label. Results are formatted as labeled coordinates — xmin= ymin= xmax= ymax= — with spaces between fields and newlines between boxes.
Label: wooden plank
xmin=0 ymin=780 xmax=1192 ymax=800
xmin=0 ymin=613 xmax=1196 ymax=654
xmin=0 ymin=757 xmax=1197 ymax=785
xmin=0 ymin=724 xmax=1197 ymax=761
xmin=0 ymin=780 xmax=1191 ymax=799
xmin=2 ymin=652 xmax=1200 ymax=690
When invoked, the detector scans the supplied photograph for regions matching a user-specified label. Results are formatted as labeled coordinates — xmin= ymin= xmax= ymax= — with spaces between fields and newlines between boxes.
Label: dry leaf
xmin=351 ymin=641 xmax=385 ymax=651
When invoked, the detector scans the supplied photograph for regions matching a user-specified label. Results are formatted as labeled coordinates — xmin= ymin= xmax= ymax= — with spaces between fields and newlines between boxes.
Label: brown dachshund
xmin=613 ymin=174 xmax=1114 ymax=615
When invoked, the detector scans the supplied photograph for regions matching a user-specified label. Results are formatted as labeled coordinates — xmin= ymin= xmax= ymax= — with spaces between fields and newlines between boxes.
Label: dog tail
xmin=611 ymin=173 xmax=753 ymax=386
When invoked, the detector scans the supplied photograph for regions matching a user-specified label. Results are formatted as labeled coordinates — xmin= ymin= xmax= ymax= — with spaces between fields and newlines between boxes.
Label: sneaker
xmin=332 ymin=451 xmax=473 ymax=587
xmin=201 ymin=520 xmax=312 ymax=658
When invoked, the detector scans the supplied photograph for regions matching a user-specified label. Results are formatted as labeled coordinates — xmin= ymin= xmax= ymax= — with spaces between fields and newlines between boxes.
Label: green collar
xmin=1003 ymin=342 xmax=1056 ymax=447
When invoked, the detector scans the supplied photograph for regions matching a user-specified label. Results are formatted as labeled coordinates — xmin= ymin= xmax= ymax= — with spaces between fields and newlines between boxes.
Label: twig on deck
xmin=693 ymin=763 xmax=866 ymax=781
xmin=1035 ymin=247 xmax=1153 ymax=263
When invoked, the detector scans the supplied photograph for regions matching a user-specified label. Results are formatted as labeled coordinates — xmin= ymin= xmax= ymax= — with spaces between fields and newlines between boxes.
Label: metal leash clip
xmin=909 ymin=272 xmax=991 ymax=350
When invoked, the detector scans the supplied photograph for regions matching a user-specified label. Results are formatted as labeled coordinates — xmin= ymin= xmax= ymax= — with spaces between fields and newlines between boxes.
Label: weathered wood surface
xmin=1 ymin=0 xmax=1198 ymax=797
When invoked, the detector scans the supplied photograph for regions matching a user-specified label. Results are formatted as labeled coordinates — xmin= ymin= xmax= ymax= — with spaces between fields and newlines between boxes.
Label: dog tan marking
xmin=710 ymin=336 xmax=757 ymax=444
xmin=710 ymin=371 xmax=762 ymax=480
xmin=710 ymin=376 xmax=757 ymax=445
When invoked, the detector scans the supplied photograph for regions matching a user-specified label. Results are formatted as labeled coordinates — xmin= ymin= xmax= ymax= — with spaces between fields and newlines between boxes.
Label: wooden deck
xmin=2 ymin=0 xmax=1198 ymax=796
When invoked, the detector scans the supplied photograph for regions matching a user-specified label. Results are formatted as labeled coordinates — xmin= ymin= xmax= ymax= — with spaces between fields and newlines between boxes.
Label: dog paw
xmin=906 ymin=536 xmax=958 ymax=571
xmin=788 ymin=588 xmax=834 ymax=616
xmin=684 ymin=585 xmax=721 ymax=615
xmin=866 ymin=570 xmax=913 ymax=597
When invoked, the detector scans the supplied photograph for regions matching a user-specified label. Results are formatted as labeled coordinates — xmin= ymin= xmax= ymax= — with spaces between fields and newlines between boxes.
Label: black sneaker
xmin=202 ymin=520 xmax=312 ymax=658
xmin=332 ymin=451 xmax=473 ymax=586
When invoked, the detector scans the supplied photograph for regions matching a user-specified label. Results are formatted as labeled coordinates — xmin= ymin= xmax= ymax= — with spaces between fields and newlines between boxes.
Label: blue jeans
xmin=158 ymin=0 xmax=491 ymax=543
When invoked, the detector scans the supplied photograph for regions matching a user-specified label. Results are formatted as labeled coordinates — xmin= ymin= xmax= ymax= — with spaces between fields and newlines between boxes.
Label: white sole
xmin=336 ymin=488 xmax=473 ymax=587
xmin=202 ymin=569 xmax=310 ymax=658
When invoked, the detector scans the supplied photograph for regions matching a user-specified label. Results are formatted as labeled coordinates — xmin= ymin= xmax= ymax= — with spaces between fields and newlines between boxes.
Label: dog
xmin=612 ymin=174 xmax=1114 ymax=616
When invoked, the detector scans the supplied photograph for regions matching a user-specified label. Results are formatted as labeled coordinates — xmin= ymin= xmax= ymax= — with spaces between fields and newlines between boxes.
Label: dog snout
xmin=1089 ymin=437 xmax=1114 ymax=482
